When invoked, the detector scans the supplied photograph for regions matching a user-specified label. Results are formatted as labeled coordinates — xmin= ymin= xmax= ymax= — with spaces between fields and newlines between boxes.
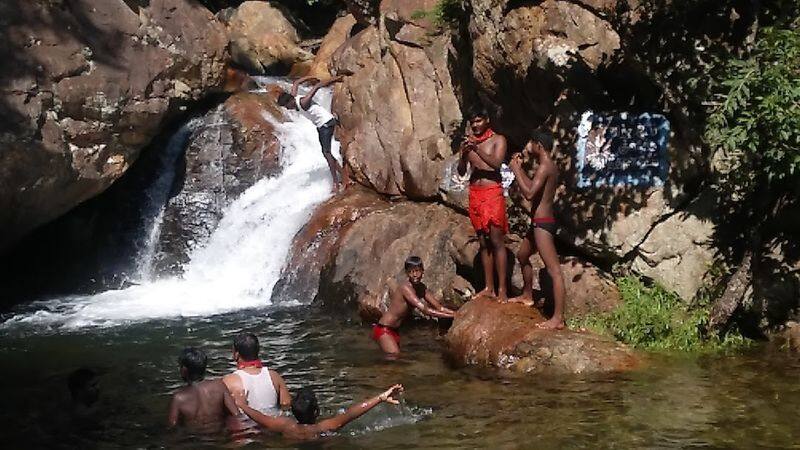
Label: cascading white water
xmin=1 ymin=88 xmax=339 ymax=330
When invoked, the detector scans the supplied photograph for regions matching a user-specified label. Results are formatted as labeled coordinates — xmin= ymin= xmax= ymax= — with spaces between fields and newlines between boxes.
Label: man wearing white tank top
xmin=277 ymin=75 xmax=345 ymax=192
xmin=222 ymin=333 xmax=291 ymax=416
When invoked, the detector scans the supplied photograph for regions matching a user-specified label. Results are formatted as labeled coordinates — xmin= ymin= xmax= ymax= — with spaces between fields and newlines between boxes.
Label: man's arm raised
xmin=315 ymin=385 xmax=403 ymax=433
xmin=291 ymin=76 xmax=320 ymax=97
xmin=299 ymin=76 xmax=344 ymax=110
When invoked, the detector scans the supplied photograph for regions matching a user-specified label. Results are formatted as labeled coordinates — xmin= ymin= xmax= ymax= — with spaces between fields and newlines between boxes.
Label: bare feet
xmin=536 ymin=317 xmax=566 ymax=330
xmin=508 ymin=294 xmax=535 ymax=306
xmin=496 ymin=289 xmax=508 ymax=303
xmin=476 ymin=288 xmax=496 ymax=299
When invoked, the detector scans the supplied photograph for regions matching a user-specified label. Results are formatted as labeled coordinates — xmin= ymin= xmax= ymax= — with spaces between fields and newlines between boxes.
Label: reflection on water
xmin=1 ymin=306 xmax=799 ymax=449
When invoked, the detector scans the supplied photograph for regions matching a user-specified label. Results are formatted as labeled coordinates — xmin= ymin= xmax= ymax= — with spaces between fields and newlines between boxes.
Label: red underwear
xmin=372 ymin=324 xmax=400 ymax=344
xmin=468 ymin=183 xmax=508 ymax=233
xmin=531 ymin=216 xmax=557 ymax=235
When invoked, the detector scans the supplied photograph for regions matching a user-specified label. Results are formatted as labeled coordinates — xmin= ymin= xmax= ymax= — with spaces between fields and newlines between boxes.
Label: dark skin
xmin=508 ymin=140 xmax=566 ymax=330
xmin=457 ymin=115 xmax=509 ymax=302
xmin=167 ymin=368 xmax=239 ymax=428
xmin=376 ymin=267 xmax=456 ymax=355
xmin=237 ymin=385 xmax=404 ymax=441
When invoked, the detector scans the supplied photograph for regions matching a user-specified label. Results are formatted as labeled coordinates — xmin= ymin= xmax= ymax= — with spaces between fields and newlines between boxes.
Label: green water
xmin=1 ymin=305 xmax=799 ymax=449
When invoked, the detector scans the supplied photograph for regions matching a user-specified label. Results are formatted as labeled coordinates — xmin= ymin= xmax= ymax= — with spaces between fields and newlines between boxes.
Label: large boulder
xmin=153 ymin=92 xmax=284 ymax=273
xmin=445 ymin=296 xmax=640 ymax=374
xmin=226 ymin=1 xmax=312 ymax=74
xmin=290 ymin=14 xmax=358 ymax=79
xmin=0 ymin=0 xmax=228 ymax=252
xmin=330 ymin=7 xmax=462 ymax=199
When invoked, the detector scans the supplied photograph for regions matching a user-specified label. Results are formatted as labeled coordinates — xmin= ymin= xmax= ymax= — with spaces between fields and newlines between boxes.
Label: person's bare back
xmin=168 ymin=348 xmax=239 ymax=428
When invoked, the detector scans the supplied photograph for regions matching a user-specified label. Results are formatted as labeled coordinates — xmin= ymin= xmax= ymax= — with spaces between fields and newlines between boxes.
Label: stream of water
xmin=1 ymin=87 xmax=799 ymax=449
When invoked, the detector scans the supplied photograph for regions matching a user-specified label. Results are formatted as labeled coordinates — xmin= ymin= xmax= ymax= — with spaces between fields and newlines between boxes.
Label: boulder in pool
xmin=445 ymin=296 xmax=640 ymax=375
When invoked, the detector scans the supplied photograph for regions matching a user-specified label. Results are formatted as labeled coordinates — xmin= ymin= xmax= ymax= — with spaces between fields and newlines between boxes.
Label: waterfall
xmin=1 ymin=88 xmax=338 ymax=330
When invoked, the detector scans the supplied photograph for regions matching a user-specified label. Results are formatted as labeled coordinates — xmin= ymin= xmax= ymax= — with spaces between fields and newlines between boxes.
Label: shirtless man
xmin=372 ymin=256 xmax=456 ymax=355
xmin=237 ymin=384 xmax=403 ymax=441
xmin=508 ymin=132 xmax=567 ymax=330
xmin=167 ymin=347 xmax=239 ymax=428
xmin=277 ymin=75 xmax=345 ymax=192
xmin=222 ymin=333 xmax=291 ymax=416
xmin=457 ymin=107 xmax=510 ymax=302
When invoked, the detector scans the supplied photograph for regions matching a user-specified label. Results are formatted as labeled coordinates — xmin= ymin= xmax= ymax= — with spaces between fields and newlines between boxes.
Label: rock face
xmin=446 ymin=297 xmax=640 ymax=374
xmin=0 ymin=0 xmax=229 ymax=252
xmin=330 ymin=4 xmax=462 ymax=199
xmin=225 ymin=1 xmax=312 ymax=74
xmin=154 ymin=92 xmax=284 ymax=272
xmin=291 ymin=14 xmax=358 ymax=79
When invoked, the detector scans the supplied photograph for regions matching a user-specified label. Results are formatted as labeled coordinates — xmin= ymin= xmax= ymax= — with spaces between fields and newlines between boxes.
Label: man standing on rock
xmin=277 ymin=75 xmax=344 ymax=192
xmin=508 ymin=132 xmax=566 ymax=330
xmin=457 ymin=106 xmax=510 ymax=302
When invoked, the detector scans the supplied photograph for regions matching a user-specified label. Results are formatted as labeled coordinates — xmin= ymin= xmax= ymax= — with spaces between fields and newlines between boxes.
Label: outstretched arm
xmin=300 ymin=76 xmax=344 ymax=110
xmin=402 ymin=285 xmax=454 ymax=319
xmin=315 ymin=385 xmax=403 ymax=433
xmin=291 ymin=76 xmax=320 ymax=96
xmin=472 ymin=135 xmax=507 ymax=169
xmin=237 ymin=400 xmax=294 ymax=433
xmin=424 ymin=291 xmax=455 ymax=315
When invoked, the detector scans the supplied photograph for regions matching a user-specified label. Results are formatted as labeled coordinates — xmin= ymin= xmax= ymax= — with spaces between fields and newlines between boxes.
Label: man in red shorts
xmin=457 ymin=106 xmax=510 ymax=302
xmin=372 ymin=256 xmax=455 ymax=355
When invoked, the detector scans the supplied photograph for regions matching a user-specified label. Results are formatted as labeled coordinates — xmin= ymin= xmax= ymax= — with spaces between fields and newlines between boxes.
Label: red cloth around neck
xmin=237 ymin=359 xmax=263 ymax=370
xmin=470 ymin=128 xmax=495 ymax=144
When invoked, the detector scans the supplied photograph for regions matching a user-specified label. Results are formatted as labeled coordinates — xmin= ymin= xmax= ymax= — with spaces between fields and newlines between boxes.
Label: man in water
xmin=457 ymin=106 xmax=510 ymax=302
xmin=508 ymin=132 xmax=567 ymax=330
xmin=373 ymin=256 xmax=456 ymax=355
xmin=222 ymin=333 xmax=291 ymax=415
xmin=237 ymin=384 xmax=404 ymax=440
xmin=167 ymin=347 xmax=239 ymax=427
xmin=277 ymin=75 xmax=345 ymax=192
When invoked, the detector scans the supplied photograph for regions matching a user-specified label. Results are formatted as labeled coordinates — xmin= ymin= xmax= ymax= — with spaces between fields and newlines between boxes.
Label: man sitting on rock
xmin=222 ymin=333 xmax=291 ymax=416
xmin=277 ymin=75 xmax=344 ymax=192
xmin=372 ymin=256 xmax=456 ymax=355
xmin=507 ymin=132 xmax=567 ymax=330
xmin=167 ymin=347 xmax=239 ymax=428
xmin=457 ymin=106 xmax=510 ymax=302
xmin=237 ymin=384 xmax=404 ymax=440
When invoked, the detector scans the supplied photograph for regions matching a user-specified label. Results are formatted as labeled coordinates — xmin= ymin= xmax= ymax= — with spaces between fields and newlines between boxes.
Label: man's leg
xmin=489 ymin=224 xmax=508 ymax=302
xmin=533 ymin=228 xmax=566 ymax=329
xmin=318 ymin=126 xmax=342 ymax=191
xmin=377 ymin=334 xmax=400 ymax=355
xmin=476 ymin=233 xmax=496 ymax=298
xmin=509 ymin=234 xmax=535 ymax=305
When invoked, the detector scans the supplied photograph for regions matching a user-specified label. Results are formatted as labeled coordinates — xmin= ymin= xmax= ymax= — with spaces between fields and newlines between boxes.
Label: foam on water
xmin=1 ymin=92 xmax=337 ymax=330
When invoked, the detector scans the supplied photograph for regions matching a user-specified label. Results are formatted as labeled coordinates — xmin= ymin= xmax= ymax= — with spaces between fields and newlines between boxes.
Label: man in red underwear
xmin=508 ymin=132 xmax=567 ymax=330
xmin=457 ymin=106 xmax=510 ymax=302
xmin=372 ymin=256 xmax=456 ymax=355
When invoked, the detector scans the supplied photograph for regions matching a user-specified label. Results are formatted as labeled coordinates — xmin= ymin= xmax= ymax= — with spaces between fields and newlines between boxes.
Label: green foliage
xmin=570 ymin=277 xmax=751 ymax=352
xmin=705 ymin=21 xmax=800 ymax=198
xmin=411 ymin=0 xmax=465 ymax=28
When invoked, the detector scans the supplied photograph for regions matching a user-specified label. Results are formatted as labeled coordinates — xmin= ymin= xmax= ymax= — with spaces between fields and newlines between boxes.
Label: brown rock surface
xmin=446 ymin=296 xmax=640 ymax=374
xmin=343 ymin=0 xmax=379 ymax=26
xmin=0 ymin=0 xmax=228 ymax=252
xmin=226 ymin=1 xmax=312 ymax=74
xmin=291 ymin=14 xmax=358 ymax=79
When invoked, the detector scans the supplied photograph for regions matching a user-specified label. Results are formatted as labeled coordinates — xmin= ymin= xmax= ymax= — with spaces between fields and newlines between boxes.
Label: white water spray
xmin=2 ymin=88 xmax=338 ymax=330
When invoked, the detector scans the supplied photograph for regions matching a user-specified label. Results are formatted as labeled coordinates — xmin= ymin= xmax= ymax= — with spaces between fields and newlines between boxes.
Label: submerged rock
xmin=0 ymin=0 xmax=228 ymax=252
xmin=446 ymin=297 xmax=640 ymax=374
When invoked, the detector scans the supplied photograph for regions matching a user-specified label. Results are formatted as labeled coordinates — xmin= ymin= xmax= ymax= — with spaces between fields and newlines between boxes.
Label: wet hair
xmin=179 ymin=347 xmax=207 ymax=382
xmin=465 ymin=105 xmax=490 ymax=121
xmin=291 ymin=387 xmax=320 ymax=424
xmin=68 ymin=368 xmax=97 ymax=399
xmin=277 ymin=92 xmax=294 ymax=107
xmin=404 ymin=255 xmax=424 ymax=272
xmin=233 ymin=333 xmax=260 ymax=361
xmin=530 ymin=131 xmax=554 ymax=152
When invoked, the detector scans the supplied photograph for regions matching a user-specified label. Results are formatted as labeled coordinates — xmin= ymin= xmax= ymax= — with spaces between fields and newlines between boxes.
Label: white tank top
xmin=233 ymin=368 xmax=279 ymax=415
xmin=295 ymin=95 xmax=335 ymax=128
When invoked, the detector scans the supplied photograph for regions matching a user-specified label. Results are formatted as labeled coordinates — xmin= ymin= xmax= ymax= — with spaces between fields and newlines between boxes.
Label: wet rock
xmin=0 ymin=0 xmax=228 ymax=252
xmin=445 ymin=296 xmax=640 ymax=374
xmin=226 ymin=1 xmax=312 ymax=74
xmin=331 ymin=17 xmax=462 ymax=199
xmin=154 ymin=92 xmax=284 ymax=273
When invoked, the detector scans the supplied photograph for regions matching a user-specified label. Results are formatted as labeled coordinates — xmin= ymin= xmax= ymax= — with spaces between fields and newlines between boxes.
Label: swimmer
xmin=167 ymin=347 xmax=239 ymax=428
xmin=222 ymin=333 xmax=291 ymax=416
xmin=372 ymin=256 xmax=456 ymax=355
xmin=236 ymin=384 xmax=404 ymax=440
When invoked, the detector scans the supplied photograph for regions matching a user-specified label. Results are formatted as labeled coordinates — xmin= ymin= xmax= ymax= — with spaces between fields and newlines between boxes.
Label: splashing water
xmin=1 ymin=92 xmax=338 ymax=330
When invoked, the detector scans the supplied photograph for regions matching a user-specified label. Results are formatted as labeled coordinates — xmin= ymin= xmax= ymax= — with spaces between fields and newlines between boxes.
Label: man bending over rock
xmin=277 ymin=75 xmax=344 ymax=192
xmin=372 ymin=256 xmax=456 ymax=355
xmin=507 ymin=132 xmax=567 ymax=330
xmin=237 ymin=384 xmax=403 ymax=440
xmin=167 ymin=347 xmax=239 ymax=428
xmin=457 ymin=106 xmax=510 ymax=302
